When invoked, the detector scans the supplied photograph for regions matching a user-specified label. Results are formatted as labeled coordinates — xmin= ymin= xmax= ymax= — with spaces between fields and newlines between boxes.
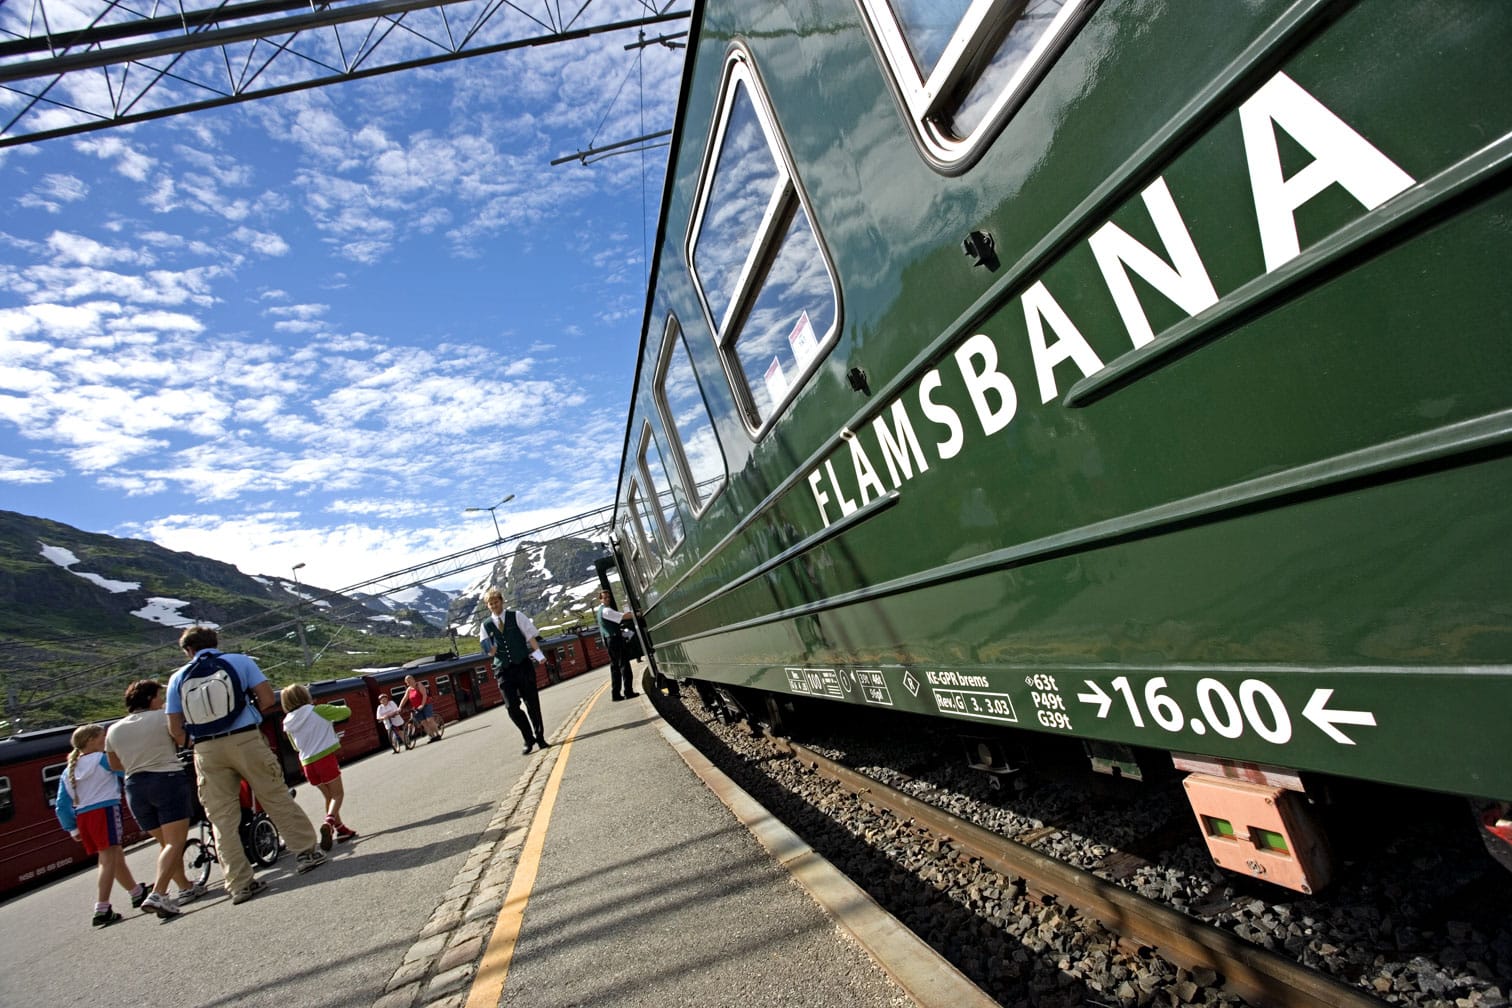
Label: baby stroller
xmin=182 ymin=768 xmax=284 ymax=889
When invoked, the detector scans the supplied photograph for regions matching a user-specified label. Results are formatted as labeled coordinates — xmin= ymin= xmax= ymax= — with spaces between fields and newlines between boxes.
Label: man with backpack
xmin=166 ymin=625 xmax=326 ymax=905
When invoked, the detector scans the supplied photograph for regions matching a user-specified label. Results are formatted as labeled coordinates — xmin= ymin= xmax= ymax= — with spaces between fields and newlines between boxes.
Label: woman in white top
xmin=105 ymin=679 xmax=204 ymax=916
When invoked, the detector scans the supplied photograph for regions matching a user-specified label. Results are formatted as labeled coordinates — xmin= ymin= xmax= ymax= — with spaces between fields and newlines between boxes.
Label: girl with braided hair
xmin=56 ymin=724 xmax=147 ymax=926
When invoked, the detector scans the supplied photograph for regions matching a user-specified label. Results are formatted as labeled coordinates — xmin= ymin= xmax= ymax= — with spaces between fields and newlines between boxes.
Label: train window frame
xmin=685 ymin=47 xmax=841 ymax=437
xmin=435 ymin=675 xmax=453 ymax=696
xmin=618 ymin=517 xmax=654 ymax=591
xmin=0 ymin=775 xmax=12 ymax=823
xmin=624 ymin=478 xmax=664 ymax=571
xmin=636 ymin=419 xmax=686 ymax=553
xmin=388 ymin=686 xmax=407 ymax=703
xmin=855 ymin=0 xmax=1092 ymax=169
xmin=42 ymin=762 xmax=64 ymax=805
xmin=653 ymin=314 xmax=727 ymax=516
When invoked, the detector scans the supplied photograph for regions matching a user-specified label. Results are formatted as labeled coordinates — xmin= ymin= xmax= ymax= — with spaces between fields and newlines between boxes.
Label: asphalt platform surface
xmin=0 ymin=663 xmax=972 ymax=1007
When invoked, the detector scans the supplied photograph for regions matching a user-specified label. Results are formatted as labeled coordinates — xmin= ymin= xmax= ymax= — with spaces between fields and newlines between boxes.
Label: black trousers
xmin=496 ymin=660 xmax=545 ymax=744
xmin=607 ymin=638 xmax=634 ymax=697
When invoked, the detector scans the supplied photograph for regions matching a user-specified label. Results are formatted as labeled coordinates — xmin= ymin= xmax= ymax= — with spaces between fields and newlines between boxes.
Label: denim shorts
xmin=125 ymin=769 xmax=194 ymax=831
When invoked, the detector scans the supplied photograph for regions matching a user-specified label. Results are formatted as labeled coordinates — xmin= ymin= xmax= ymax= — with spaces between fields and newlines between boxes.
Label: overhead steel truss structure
xmin=0 ymin=0 xmax=689 ymax=148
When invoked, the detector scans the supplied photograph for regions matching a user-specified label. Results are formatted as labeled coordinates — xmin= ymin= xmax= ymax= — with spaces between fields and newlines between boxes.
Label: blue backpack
xmin=177 ymin=652 xmax=249 ymax=737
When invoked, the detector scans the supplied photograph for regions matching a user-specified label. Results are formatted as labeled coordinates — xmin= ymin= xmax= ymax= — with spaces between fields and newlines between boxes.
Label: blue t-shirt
xmin=165 ymin=648 xmax=266 ymax=734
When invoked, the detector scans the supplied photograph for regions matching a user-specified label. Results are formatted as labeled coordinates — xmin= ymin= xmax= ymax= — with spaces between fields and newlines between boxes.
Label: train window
xmin=655 ymin=316 xmax=726 ymax=514
xmin=0 ymin=776 xmax=12 ymax=823
xmin=687 ymin=50 xmax=839 ymax=434
xmin=435 ymin=675 xmax=453 ymax=696
xmin=619 ymin=516 xmax=654 ymax=591
xmin=637 ymin=420 xmax=686 ymax=552
xmin=625 ymin=479 xmax=665 ymax=565
xmin=42 ymin=762 xmax=64 ymax=805
xmin=856 ymin=0 xmax=1090 ymax=166
xmin=389 ymin=687 xmax=406 ymax=703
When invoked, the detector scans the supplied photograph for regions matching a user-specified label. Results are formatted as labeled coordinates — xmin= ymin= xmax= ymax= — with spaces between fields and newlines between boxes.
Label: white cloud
xmin=0 ymin=453 xmax=58 ymax=484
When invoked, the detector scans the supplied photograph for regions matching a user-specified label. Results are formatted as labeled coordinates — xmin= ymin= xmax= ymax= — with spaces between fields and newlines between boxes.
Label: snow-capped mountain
xmin=447 ymin=536 xmax=609 ymax=636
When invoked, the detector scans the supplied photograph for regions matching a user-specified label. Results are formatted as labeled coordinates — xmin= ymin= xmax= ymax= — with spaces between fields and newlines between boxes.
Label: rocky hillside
xmin=0 ymin=510 xmax=442 ymax=729
xmin=448 ymin=536 xmax=610 ymax=637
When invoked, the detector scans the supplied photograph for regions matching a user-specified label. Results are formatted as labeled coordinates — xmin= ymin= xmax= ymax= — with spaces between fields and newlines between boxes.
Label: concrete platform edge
xmin=377 ymin=689 xmax=600 ymax=1008
xmin=646 ymin=690 xmax=1001 ymax=1008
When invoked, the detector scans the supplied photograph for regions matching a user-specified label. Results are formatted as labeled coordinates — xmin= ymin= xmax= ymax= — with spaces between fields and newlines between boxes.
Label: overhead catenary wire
xmin=12 ymin=502 xmax=617 ymax=722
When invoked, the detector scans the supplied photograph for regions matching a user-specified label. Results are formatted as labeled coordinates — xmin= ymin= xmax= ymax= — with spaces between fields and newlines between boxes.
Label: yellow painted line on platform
xmin=466 ymin=682 xmax=607 ymax=1008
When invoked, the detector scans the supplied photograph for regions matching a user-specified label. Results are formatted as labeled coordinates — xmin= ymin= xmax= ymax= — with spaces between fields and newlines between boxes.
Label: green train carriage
xmin=611 ymin=0 xmax=1512 ymax=893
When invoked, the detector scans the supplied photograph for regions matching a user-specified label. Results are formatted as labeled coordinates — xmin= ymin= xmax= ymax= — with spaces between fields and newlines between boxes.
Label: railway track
xmin=651 ymin=686 xmax=1510 ymax=1008
xmin=773 ymin=734 xmax=1382 ymax=1008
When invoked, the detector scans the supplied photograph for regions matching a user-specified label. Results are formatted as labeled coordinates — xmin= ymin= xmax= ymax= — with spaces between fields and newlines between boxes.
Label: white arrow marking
xmin=1303 ymin=688 xmax=1377 ymax=745
xmin=1076 ymin=680 xmax=1112 ymax=718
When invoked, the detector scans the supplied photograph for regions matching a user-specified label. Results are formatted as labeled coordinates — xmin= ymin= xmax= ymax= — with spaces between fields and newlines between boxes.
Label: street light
xmin=291 ymin=562 xmax=312 ymax=670
xmin=464 ymin=493 xmax=515 ymax=542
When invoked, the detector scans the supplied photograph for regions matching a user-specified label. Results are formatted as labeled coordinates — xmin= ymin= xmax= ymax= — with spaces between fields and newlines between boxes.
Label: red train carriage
xmin=360 ymin=653 xmax=501 ymax=727
xmin=539 ymin=627 xmax=612 ymax=685
xmin=0 ymin=641 xmax=607 ymax=900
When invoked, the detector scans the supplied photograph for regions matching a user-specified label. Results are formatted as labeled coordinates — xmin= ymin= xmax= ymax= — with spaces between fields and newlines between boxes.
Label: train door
xmin=595 ymin=546 xmax=661 ymax=679
xmin=454 ymin=669 xmax=479 ymax=718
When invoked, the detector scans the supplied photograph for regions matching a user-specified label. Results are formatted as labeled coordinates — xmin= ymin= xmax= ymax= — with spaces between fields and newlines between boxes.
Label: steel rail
xmin=771 ymin=735 xmax=1387 ymax=1008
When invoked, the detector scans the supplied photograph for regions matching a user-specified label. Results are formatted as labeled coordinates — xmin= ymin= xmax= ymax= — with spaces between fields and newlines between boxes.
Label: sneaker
xmin=150 ymin=893 xmax=183 ymax=919
xmin=128 ymin=882 xmax=150 ymax=908
xmin=174 ymin=881 xmax=207 ymax=904
xmin=334 ymin=825 xmax=358 ymax=842
xmin=92 ymin=907 xmax=121 ymax=927
xmin=230 ymin=879 xmax=267 ymax=905
xmin=318 ymin=820 xmax=334 ymax=852
xmin=296 ymin=848 xmax=327 ymax=874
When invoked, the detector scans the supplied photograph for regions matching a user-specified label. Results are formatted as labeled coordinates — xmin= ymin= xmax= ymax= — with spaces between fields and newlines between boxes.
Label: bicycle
xmin=402 ymin=708 xmax=444 ymax=747
xmin=182 ymin=784 xmax=284 ymax=889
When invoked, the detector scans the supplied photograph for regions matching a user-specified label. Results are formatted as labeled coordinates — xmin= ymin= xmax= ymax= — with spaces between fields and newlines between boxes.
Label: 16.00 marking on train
xmin=1071 ymin=675 xmax=1378 ymax=746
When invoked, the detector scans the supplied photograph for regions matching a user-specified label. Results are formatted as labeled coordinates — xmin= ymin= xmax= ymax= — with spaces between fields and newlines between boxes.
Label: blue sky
xmin=0 ymin=3 xmax=686 ymax=593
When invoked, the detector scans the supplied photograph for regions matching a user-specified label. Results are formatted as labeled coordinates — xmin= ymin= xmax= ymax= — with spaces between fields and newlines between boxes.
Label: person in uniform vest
xmin=479 ymin=587 xmax=551 ymax=755
xmin=595 ymin=588 xmax=640 ymax=702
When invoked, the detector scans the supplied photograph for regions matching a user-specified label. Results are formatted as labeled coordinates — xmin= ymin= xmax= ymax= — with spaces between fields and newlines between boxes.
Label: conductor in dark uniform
xmin=595 ymin=588 xmax=639 ymax=701
xmin=479 ymin=587 xmax=550 ymax=755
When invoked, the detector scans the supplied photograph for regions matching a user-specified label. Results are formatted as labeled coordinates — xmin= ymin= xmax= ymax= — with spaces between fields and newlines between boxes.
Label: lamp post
xmin=464 ymin=493 xmax=515 ymax=542
xmin=291 ymin=562 xmax=312 ymax=670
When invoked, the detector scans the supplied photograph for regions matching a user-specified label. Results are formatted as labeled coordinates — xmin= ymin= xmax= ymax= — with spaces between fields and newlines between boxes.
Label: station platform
xmin=0 ymin=663 xmax=988 ymax=1008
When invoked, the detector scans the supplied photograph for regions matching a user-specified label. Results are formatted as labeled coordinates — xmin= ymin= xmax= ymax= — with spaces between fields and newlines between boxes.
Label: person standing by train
xmin=400 ymin=675 xmax=443 ymax=743
xmin=375 ymin=693 xmax=406 ymax=753
xmin=55 ymin=724 xmax=149 ymax=926
xmin=595 ymin=588 xmax=639 ymax=702
xmin=166 ymin=625 xmax=326 ymax=905
xmin=105 ymin=679 xmax=204 ymax=919
xmin=480 ymin=587 xmax=550 ymax=755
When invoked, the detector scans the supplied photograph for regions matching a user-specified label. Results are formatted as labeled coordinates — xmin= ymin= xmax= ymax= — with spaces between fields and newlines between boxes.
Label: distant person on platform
xmin=480 ymin=587 xmax=550 ymax=755
xmin=595 ymin=588 xmax=639 ymax=702
xmin=166 ymin=625 xmax=326 ymax=905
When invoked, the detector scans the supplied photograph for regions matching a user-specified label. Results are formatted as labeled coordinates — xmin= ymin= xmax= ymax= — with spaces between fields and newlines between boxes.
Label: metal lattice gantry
xmin=0 ymin=0 xmax=689 ymax=148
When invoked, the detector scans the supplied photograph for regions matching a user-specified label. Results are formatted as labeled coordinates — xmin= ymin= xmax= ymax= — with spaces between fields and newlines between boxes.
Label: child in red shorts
xmin=280 ymin=684 xmax=357 ymax=849
xmin=55 ymin=724 xmax=148 ymax=926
